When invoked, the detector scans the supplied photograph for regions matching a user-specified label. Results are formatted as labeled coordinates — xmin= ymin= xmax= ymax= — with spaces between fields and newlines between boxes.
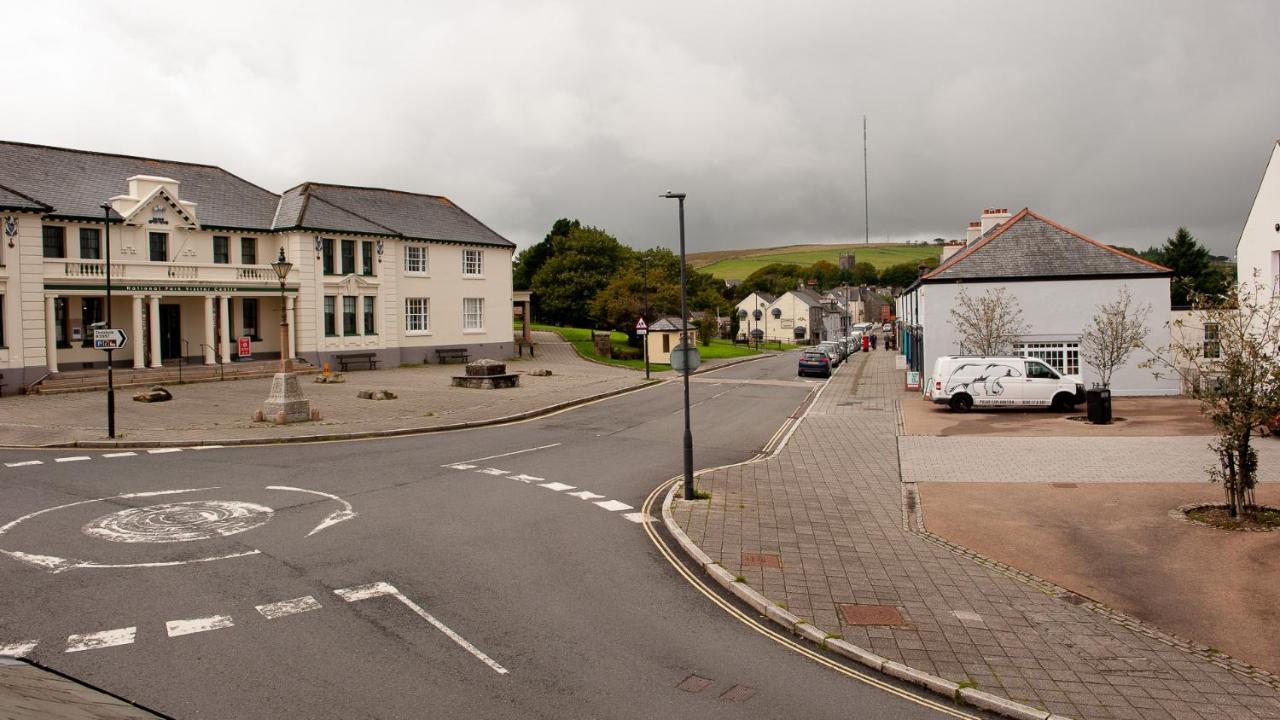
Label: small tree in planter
xmin=1080 ymin=286 xmax=1151 ymax=388
xmin=1144 ymin=279 xmax=1280 ymax=519
xmin=947 ymin=287 xmax=1029 ymax=355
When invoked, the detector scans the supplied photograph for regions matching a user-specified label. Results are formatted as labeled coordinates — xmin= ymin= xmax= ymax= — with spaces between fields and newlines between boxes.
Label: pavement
xmin=0 ymin=352 xmax=970 ymax=719
xmin=0 ymin=332 xmax=760 ymax=448
xmin=0 ymin=656 xmax=163 ymax=719
xmin=668 ymin=350 xmax=1280 ymax=720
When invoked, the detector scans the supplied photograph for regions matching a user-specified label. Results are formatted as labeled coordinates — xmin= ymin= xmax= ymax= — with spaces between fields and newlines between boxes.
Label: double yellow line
xmin=640 ymin=481 xmax=979 ymax=719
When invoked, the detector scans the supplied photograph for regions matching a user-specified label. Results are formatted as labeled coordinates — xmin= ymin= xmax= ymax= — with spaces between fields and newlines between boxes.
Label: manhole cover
xmin=741 ymin=552 xmax=782 ymax=569
xmin=837 ymin=603 xmax=905 ymax=626
xmin=720 ymin=684 xmax=756 ymax=703
xmin=677 ymin=674 xmax=713 ymax=693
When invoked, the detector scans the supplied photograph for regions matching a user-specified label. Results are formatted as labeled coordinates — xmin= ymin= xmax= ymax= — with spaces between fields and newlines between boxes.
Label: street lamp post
xmin=661 ymin=191 xmax=695 ymax=501
xmin=259 ymin=247 xmax=310 ymax=424
xmin=101 ymin=202 xmax=115 ymax=439
xmin=271 ymin=248 xmax=293 ymax=373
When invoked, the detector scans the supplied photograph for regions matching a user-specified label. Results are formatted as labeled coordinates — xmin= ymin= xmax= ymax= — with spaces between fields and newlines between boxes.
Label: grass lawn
xmin=690 ymin=243 xmax=941 ymax=281
xmin=522 ymin=322 xmax=759 ymax=371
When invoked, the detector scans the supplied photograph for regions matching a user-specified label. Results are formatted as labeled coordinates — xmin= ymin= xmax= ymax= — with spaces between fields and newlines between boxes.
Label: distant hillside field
xmin=688 ymin=243 xmax=942 ymax=281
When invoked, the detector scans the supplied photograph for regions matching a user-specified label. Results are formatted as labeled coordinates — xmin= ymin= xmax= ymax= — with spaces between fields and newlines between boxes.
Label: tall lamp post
xmin=101 ymin=202 xmax=116 ymax=439
xmin=271 ymin=248 xmax=292 ymax=373
xmin=660 ymin=191 xmax=695 ymax=500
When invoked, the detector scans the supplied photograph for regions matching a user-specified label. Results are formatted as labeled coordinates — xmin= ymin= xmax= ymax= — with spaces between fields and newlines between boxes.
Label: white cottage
xmin=1236 ymin=139 xmax=1280 ymax=297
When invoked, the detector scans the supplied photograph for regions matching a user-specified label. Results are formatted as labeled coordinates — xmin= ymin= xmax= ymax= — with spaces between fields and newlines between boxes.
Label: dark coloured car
xmin=798 ymin=350 xmax=832 ymax=378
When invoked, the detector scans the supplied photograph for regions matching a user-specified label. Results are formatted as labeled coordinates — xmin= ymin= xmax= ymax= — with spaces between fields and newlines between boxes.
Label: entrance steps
xmin=31 ymin=359 xmax=318 ymax=395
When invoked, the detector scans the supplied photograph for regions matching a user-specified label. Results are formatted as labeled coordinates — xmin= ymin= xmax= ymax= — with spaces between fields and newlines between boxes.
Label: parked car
xmin=847 ymin=331 xmax=863 ymax=352
xmin=881 ymin=322 xmax=893 ymax=333
xmin=926 ymin=355 xmax=1084 ymax=413
xmin=798 ymin=349 xmax=833 ymax=378
xmin=817 ymin=342 xmax=844 ymax=365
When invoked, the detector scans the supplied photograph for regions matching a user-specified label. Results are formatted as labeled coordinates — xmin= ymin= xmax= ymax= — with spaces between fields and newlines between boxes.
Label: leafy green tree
xmin=1158 ymin=227 xmax=1227 ymax=306
xmin=591 ymin=247 xmax=726 ymax=332
xmin=850 ymin=262 xmax=879 ymax=286
xmin=879 ymin=261 xmax=925 ymax=288
xmin=531 ymin=225 xmax=634 ymax=327
xmin=513 ymin=218 xmax=580 ymax=290
xmin=738 ymin=262 xmax=807 ymax=297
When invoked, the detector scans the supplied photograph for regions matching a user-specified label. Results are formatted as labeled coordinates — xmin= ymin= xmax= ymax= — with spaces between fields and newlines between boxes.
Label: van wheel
xmin=948 ymin=394 xmax=973 ymax=413
xmin=1051 ymin=393 xmax=1074 ymax=412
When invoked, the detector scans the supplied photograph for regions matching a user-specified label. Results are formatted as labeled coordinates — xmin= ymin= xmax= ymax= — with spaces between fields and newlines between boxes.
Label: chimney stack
xmin=980 ymin=207 xmax=1011 ymax=237
xmin=965 ymin=221 xmax=981 ymax=245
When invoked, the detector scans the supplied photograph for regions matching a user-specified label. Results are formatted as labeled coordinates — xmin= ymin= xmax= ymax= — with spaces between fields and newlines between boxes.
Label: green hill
xmin=689 ymin=243 xmax=942 ymax=281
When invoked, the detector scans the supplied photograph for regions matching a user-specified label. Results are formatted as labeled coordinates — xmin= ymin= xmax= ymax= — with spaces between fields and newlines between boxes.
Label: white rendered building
xmin=0 ymin=142 xmax=514 ymax=394
xmin=1236 ymin=140 xmax=1280 ymax=296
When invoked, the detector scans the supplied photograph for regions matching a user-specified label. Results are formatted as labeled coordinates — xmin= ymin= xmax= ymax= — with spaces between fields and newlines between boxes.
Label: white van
xmin=926 ymin=356 xmax=1084 ymax=413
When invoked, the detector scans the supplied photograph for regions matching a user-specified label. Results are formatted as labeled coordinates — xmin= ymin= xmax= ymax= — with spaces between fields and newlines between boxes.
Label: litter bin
xmin=1086 ymin=386 xmax=1112 ymax=424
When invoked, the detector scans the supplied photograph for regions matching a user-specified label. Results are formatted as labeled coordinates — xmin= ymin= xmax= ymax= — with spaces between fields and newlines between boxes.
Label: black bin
xmin=1086 ymin=386 xmax=1112 ymax=424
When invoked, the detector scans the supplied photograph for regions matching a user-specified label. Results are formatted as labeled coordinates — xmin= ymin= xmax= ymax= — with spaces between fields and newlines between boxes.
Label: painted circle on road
xmin=83 ymin=501 xmax=275 ymax=543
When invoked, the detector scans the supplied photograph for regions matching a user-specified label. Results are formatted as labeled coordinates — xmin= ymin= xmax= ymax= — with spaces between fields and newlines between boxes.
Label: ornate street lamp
xmin=271 ymin=248 xmax=293 ymax=373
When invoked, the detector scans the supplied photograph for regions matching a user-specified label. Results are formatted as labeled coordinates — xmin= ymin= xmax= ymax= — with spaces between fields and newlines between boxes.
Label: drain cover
xmin=741 ymin=552 xmax=782 ymax=569
xmin=837 ymin=603 xmax=905 ymax=626
xmin=677 ymin=674 xmax=713 ymax=693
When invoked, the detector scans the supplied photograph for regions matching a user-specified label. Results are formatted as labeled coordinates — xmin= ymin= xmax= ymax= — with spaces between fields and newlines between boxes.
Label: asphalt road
xmin=0 ymin=353 xmax=975 ymax=719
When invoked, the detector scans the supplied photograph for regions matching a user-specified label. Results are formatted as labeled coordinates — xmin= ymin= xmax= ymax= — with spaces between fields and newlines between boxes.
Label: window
xmin=242 ymin=298 xmax=259 ymax=340
xmin=149 ymin=232 xmax=168 ymax=262
xmin=323 ymin=296 xmax=336 ymax=336
xmin=405 ymin=298 xmax=430 ymax=333
xmin=0 ymin=294 xmax=5 ymax=347
xmin=1024 ymin=360 xmax=1059 ymax=380
xmin=213 ymin=236 xmax=230 ymax=264
xmin=241 ymin=237 xmax=257 ymax=265
xmin=322 ymin=238 xmax=335 ymax=275
xmin=42 ymin=226 xmax=65 ymax=258
xmin=405 ymin=245 xmax=428 ymax=274
xmin=79 ymin=298 xmax=104 ymax=346
xmin=79 ymin=228 xmax=101 ymax=260
xmin=54 ymin=297 xmax=69 ymax=347
xmin=361 ymin=241 xmax=374 ymax=276
xmin=463 ymin=249 xmax=483 ymax=276
xmin=463 ymin=297 xmax=484 ymax=330
xmin=343 ymin=296 xmax=357 ymax=335
xmin=1203 ymin=323 xmax=1221 ymax=359
xmin=341 ymin=240 xmax=355 ymax=275
xmin=363 ymin=296 xmax=376 ymax=335
xmin=1013 ymin=341 xmax=1080 ymax=376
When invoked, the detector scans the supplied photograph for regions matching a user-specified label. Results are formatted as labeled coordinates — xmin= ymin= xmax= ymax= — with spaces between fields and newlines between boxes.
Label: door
xmin=1022 ymin=359 xmax=1061 ymax=406
xmin=159 ymin=304 xmax=182 ymax=360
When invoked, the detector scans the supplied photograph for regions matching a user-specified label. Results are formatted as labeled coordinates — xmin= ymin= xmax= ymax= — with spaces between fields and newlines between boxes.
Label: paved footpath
xmin=670 ymin=350 xmax=1280 ymax=720
xmin=0 ymin=332 xmax=759 ymax=447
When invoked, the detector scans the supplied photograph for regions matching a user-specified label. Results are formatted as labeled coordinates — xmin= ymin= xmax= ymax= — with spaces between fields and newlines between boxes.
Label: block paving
xmin=670 ymin=350 xmax=1280 ymax=720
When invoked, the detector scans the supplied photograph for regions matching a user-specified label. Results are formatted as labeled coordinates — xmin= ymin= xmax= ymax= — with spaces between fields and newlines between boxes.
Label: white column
xmin=132 ymin=296 xmax=145 ymax=369
xmin=286 ymin=295 xmax=298 ymax=359
xmin=45 ymin=295 xmax=59 ymax=374
xmin=148 ymin=295 xmax=162 ymax=368
xmin=203 ymin=295 xmax=216 ymax=365
xmin=218 ymin=295 xmax=231 ymax=363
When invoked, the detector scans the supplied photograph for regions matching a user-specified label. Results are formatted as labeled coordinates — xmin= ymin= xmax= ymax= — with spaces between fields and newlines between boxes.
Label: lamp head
xmin=660 ymin=191 xmax=686 ymax=199
xmin=270 ymin=248 xmax=292 ymax=282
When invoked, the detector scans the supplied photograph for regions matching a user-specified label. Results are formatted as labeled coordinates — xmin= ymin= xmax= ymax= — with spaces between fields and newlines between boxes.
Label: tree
xmin=879 ymin=261 xmax=929 ymax=288
xmin=1080 ymin=286 xmax=1151 ymax=387
xmin=513 ymin=218 xmax=580 ymax=290
xmin=530 ymin=225 xmax=634 ymax=327
xmin=947 ymin=287 xmax=1029 ymax=355
xmin=738 ymin=262 xmax=806 ymax=297
xmin=850 ymin=262 xmax=879 ymax=286
xmin=1159 ymin=227 xmax=1227 ymax=306
xmin=1144 ymin=279 xmax=1280 ymax=519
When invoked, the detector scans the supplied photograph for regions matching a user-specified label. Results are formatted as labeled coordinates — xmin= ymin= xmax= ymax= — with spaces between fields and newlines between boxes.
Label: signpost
xmin=92 ymin=328 xmax=127 ymax=350
xmin=636 ymin=317 xmax=649 ymax=380
xmin=238 ymin=336 xmax=252 ymax=360
xmin=670 ymin=342 xmax=701 ymax=374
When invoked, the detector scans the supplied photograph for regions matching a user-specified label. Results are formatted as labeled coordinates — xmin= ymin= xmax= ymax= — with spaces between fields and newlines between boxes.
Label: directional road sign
xmin=93 ymin=328 xmax=127 ymax=350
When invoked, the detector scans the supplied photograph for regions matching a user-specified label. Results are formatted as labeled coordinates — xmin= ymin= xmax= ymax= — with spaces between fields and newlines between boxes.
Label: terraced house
xmin=0 ymin=141 xmax=515 ymax=394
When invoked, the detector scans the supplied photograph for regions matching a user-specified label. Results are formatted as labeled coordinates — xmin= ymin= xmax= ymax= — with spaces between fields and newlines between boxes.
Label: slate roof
xmin=0 ymin=182 xmax=49 ymax=212
xmin=788 ymin=287 xmax=825 ymax=305
xmin=0 ymin=141 xmax=279 ymax=228
xmin=649 ymin=316 xmax=694 ymax=331
xmin=277 ymin=183 xmax=514 ymax=247
xmin=922 ymin=209 xmax=1170 ymax=282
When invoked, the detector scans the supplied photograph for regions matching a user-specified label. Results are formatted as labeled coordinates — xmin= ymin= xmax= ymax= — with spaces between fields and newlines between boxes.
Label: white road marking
xmin=443 ymin=463 xmax=477 ymax=470
xmin=334 ymin=582 xmax=508 ymax=675
xmin=55 ymin=456 xmax=90 ymax=463
xmin=102 ymin=452 xmax=137 ymax=458
xmin=166 ymin=615 xmax=234 ymax=637
xmin=538 ymin=482 xmax=575 ymax=492
xmin=567 ymin=490 xmax=605 ymax=500
xmin=594 ymin=500 xmax=633 ymax=512
xmin=622 ymin=513 xmax=657 ymax=524
xmin=449 ymin=443 xmax=562 ymax=465
xmin=256 ymin=596 xmax=323 ymax=619
xmin=65 ymin=627 xmax=136 ymax=653
xmin=188 ymin=445 xmax=224 ymax=450
xmin=147 ymin=448 xmax=183 ymax=455
xmin=0 ymin=641 xmax=38 ymax=658
xmin=4 ymin=461 xmax=42 ymax=467
xmin=477 ymin=468 xmax=509 ymax=476
xmin=265 ymin=486 xmax=358 ymax=536
xmin=508 ymin=474 xmax=543 ymax=483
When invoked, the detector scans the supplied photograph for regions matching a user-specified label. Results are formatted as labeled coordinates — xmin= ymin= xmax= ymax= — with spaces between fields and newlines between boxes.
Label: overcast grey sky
xmin=5 ymin=1 xmax=1277 ymax=256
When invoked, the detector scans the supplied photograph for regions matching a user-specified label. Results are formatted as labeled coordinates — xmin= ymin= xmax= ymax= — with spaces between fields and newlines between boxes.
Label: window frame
xmin=241 ymin=237 xmax=258 ymax=265
xmin=361 ymin=241 xmax=375 ymax=276
xmin=213 ymin=236 xmax=230 ymax=264
xmin=0 ymin=293 xmax=5 ymax=348
xmin=42 ymin=225 xmax=66 ymax=259
xmin=148 ymin=232 xmax=168 ymax=262
xmin=404 ymin=245 xmax=429 ymax=275
xmin=54 ymin=297 xmax=70 ymax=348
xmin=462 ymin=249 xmax=484 ymax=277
xmin=362 ymin=296 xmax=376 ymax=335
xmin=241 ymin=298 xmax=260 ymax=341
xmin=340 ymin=240 xmax=356 ymax=275
xmin=404 ymin=297 xmax=430 ymax=334
xmin=79 ymin=297 xmax=104 ymax=347
xmin=79 ymin=228 xmax=101 ymax=260
xmin=323 ymin=295 xmax=337 ymax=337
xmin=1203 ymin=322 xmax=1221 ymax=360
xmin=463 ymin=297 xmax=485 ymax=331
xmin=342 ymin=295 xmax=358 ymax=336
xmin=322 ymin=238 xmax=335 ymax=275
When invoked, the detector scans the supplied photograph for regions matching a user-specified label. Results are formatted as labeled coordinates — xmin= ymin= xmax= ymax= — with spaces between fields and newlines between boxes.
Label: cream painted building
xmin=0 ymin=142 xmax=514 ymax=394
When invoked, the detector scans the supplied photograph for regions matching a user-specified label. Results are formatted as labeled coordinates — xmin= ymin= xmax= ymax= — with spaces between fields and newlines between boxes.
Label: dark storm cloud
xmin=7 ymin=1 xmax=1276 ymax=255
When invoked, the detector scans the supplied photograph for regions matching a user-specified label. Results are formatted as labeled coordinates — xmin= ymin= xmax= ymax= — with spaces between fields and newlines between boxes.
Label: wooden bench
xmin=435 ymin=348 xmax=470 ymax=364
xmin=335 ymin=352 xmax=379 ymax=371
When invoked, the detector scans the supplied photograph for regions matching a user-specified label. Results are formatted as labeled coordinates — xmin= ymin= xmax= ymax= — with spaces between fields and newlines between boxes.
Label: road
xmin=0 ymin=353 xmax=978 ymax=719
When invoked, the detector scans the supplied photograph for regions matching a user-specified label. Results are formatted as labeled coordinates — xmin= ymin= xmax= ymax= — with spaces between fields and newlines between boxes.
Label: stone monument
xmin=452 ymin=358 xmax=520 ymax=389
xmin=262 ymin=371 xmax=312 ymax=423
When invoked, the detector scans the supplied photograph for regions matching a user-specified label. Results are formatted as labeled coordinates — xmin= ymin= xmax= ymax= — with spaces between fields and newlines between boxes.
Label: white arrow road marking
xmin=622 ymin=513 xmax=657 ymax=524
xmin=102 ymin=452 xmax=136 ymax=458
xmin=509 ymin=474 xmax=543 ymax=484
xmin=265 ymin=486 xmax=357 ymax=537
xmin=538 ymin=482 xmax=575 ymax=492
xmin=477 ymin=468 xmax=509 ymax=476
xmin=166 ymin=615 xmax=233 ymax=637
xmin=147 ymin=448 xmax=183 ymax=455
xmin=594 ymin=500 xmax=633 ymax=512
xmin=567 ymin=491 xmax=605 ymax=501
xmin=443 ymin=463 xmax=477 ymax=470
xmin=55 ymin=456 xmax=90 ymax=463
xmin=0 ymin=641 xmax=38 ymax=658
xmin=4 ymin=461 xmax=42 ymax=467
xmin=334 ymin=582 xmax=508 ymax=675
xmin=448 ymin=443 xmax=562 ymax=465
xmin=66 ymin=627 xmax=136 ymax=653
xmin=256 ymin=596 xmax=322 ymax=619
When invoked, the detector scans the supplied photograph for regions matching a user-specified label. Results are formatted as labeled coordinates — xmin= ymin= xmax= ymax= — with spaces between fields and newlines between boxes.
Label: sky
xmin=4 ymin=1 xmax=1277 ymax=257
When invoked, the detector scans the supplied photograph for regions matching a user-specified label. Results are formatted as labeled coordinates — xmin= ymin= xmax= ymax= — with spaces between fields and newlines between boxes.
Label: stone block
xmin=262 ymin=372 xmax=311 ymax=424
